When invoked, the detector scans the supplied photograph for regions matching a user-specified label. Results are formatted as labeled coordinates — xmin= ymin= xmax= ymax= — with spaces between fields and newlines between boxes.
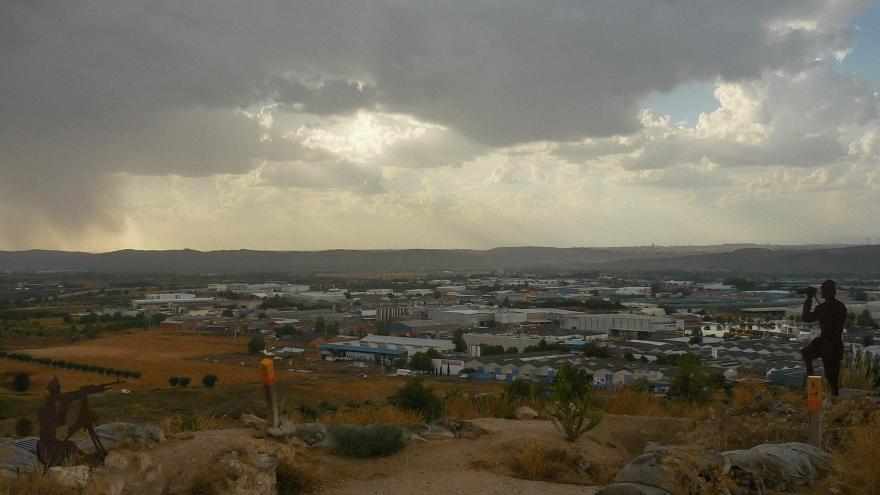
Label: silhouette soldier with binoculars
xmin=800 ymin=280 xmax=847 ymax=396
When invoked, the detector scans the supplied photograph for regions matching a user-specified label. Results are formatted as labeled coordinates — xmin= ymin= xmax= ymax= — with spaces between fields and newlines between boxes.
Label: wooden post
xmin=807 ymin=375 xmax=823 ymax=448
xmin=260 ymin=358 xmax=279 ymax=429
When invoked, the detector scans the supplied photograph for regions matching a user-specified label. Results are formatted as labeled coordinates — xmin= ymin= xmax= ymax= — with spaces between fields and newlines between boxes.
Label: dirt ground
xmin=310 ymin=415 xmax=696 ymax=495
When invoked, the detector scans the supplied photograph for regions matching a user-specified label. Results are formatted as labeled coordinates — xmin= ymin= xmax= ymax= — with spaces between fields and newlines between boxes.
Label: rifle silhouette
xmin=61 ymin=380 xmax=122 ymax=460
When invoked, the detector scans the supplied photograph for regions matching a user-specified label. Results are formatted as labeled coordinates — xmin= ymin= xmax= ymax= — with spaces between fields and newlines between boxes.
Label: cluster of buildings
xmin=116 ymin=275 xmax=880 ymax=390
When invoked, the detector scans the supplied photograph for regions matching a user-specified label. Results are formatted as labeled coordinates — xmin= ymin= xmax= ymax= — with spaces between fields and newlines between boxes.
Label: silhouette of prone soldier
xmin=801 ymin=280 xmax=847 ymax=396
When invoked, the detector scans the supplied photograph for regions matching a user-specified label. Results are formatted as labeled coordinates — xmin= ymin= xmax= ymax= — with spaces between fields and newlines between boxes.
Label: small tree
xmin=547 ymin=364 xmax=601 ymax=441
xmin=12 ymin=372 xmax=30 ymax=392
xmin=15 ymin=418 xmax=33 ymax=437
xmin=169 ymin=376 xmax=180 ymax=386
xmin=505 ymin=378 xmax=531 ymax=402
xmin=857 ymin=310 xmax=877 ymax=329
xmin=314 ymin=317 xmax=326 ymax=334
xmin=452 ymin=329 xmax=467 ymax=352
xmin=388 ymin=378 xmax=442 ymax=421
xmin=864 ymin=335 xmax=875 ymax=347
xmin=248 ymin=336 xmax=265 ymax=355
xmin=410 ymin=352 xmax=433 ymax=372
xmin=178 ymin=376 xmax=191 ymax=387
xmin=202 ymin=374 xmax=219 ymax=388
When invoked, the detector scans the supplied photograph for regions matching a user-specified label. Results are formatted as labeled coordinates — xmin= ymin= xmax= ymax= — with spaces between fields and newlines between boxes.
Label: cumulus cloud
xmin=0 ymin=0 xmax=876 ymax=248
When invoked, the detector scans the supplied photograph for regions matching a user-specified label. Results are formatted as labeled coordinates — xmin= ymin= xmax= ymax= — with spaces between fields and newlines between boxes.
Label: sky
xmin=2 ymin=0 xmax=880 ymax=252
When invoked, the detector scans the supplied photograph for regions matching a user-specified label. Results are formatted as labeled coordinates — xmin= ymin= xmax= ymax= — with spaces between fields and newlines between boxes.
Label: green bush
xmin=388 ymin=378 xmax=442 ymax=421
xmin=548 ymin=364 xmax=602 ymax=441
xmin=248 ymin=336 xmax=265 ymax=355
xmin=169 ymin=376 xmax=180 ymax=386
xmin=15 ymin=418 xmax=33 ymax=437
xmin=202 ymin=374 xmax=218 ymax=388
xmin=179 ymin=376 xmax=191 ymax=387
xmin=12 ymin=372 xmax=30 ymax=392
xmin=505 ymin=378 xmax=532 ymax=401
xmin=329 ymin=423 xmax=406 ymax=457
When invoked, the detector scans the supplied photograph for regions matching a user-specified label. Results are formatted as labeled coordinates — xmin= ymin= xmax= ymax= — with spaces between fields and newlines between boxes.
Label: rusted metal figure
xmin=801 ymin=280 xmax=847 ymax=396
xmin=37 ymin=376 xmax=118 ymax=467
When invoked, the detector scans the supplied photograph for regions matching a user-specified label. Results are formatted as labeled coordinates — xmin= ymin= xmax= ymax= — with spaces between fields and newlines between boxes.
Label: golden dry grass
xmin=0 ymin=471 xmax=77 ymax=495
xmin=315 ymin=405 xmax=424 ymax=426
xmin=159 ymin=412 xmax=224 ymax=435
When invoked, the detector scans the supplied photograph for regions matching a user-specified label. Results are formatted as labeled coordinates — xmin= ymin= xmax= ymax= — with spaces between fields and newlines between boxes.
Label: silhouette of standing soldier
xmin=801 ymin=280 xmax=847 ymax=396
xmin=37 ymin=376 xmax=83 ymax=467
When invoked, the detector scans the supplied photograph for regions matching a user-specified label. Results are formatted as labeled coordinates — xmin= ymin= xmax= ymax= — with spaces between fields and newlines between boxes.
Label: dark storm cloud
xmin=0 ymin=0 xmax=869 ymax=243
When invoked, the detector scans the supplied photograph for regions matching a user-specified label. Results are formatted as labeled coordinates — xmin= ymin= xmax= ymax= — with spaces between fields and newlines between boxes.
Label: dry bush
xmin=275 ymin=456 xmax=327 ymax=494
xmin=159 ymin=414 xmax=183 ymax=435
xmin=0 ymin=471 xmax=77 ymax=495
xmin=603 ymin=389 xmax=668 ymax=416
xmin=443 ymin=395 xmax=483 ymax=420
xmin=662 ymin=448 xmax=734 ymax=495
xmin=508 ymin=442 xmax=608 ymax=485
xmin=824 ymin=412 xmax=880 ymax=494
xmin=192 ymin=413 xmax=223 ymax=431
xmin=840 ymin=358 xmax=877 ymax=391
xmin=316 ymin=405 xmax=423 ymax=426
xmin=158 ymin=412 xmax=222 ymax=434
xmin=729 ymin=380 xmax=772 ymax=412
xmin=510 ymin=442 xmax=560 ymax=481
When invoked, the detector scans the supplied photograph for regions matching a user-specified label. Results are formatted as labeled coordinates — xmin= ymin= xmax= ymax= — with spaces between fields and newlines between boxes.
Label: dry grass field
xmin=1 ymin=328 xmax=503 ymax=432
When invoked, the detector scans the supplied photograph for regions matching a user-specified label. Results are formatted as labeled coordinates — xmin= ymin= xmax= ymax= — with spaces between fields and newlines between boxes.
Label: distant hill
xmin=0 ymin=245 xmax=875 ymax=275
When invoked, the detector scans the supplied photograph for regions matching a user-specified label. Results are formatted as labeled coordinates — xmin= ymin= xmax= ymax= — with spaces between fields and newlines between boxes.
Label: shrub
xmin=12 ymin=372 xmax=30 ymax=392
xmin=329 ymin=423 xmax=406 ymax=458
xmin=15 ymin=418 xmax=33 ymax=437
xmin=548 ymin=364 xmax=602 ymax=441
xmin=317 ymin=405 xmax=423 ymax=426
xmin=169 ymin=376 xmax=180 ymax=386
xmin=388 ymin=378 xmax=443 ymax=421
xmin=202 ymin=374 xmax=219 ymax=388
xmin=296 ymin=403 xmax=319 ymax=422
xmin=179 ymin=376 xmax=191 ymax=387
xmin=505 ymin=378 xmax=532 ymax=402
xmin=248 ymin=336 xmax=265 ymax=355
xmin=669 ymin=354 xmax=726 ymax=404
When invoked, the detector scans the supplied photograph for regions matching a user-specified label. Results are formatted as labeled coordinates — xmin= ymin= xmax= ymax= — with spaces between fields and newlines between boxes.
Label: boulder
xmin=516 ymin=406 xmax=538 ymax=420
xmin=241 ymin=413 xmax=267 ymax=429
xmin=600 ymin=441 xmax=832 ymax=495
xmin=0 ymin=437 xmax=40 ymax=477
xmin=213 ymin=449 xmax=278 ymax=495
xmin=49 ymin=465 xmax=91 ymax=489
xmin=73 ymin=423 xmax=165 ymax=454
xmin=723 ymin=442 xmax=831 ymax=492
xmin=92 ymin=451 xmax=164 ymax=495
xmin=413 ymin=424 xmax=455 ymax=440
xmin=267 ymin=418 xmax=296 ymax=438
xmin=293 ymin=423 xmax=328 ymax=446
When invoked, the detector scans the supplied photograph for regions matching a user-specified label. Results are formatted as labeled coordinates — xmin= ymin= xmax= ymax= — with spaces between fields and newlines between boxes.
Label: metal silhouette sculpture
xmin=37 ymin=376 xmax=119 ymax=468
xmin=800 ymin=280 xmax=847 ymax=396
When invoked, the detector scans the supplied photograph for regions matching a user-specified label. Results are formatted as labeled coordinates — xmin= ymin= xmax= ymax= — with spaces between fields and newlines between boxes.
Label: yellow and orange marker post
xmin=806 ymin=375 xmax=823 ymax=448
xmin=260 ymin=357 xmax=280 ymax=429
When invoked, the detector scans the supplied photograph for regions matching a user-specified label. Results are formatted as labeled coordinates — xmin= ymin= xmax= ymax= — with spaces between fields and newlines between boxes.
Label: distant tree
xmin=178 ymin=376 xmax=191 ymax=387
xmin=864 ymin=335 xmax=875 ymax=347
xmin=388 ymin=378 xmax=443 ymax=421
xmin=851 ymin=289 xmax=869 ymax=302
xmin=857 ymin=310 xmax=878 ymax=329
xmin=410 ymin=352 xmax=433 ymax=372
xmin=375 ymin=321 xmax=389 ymax=336
xmin=452 ymin=329 xmax=467 ymax=352
xmin=669 ymin=354 xmax=724 ymax=404
xmin=248 ymin=336 xmax=266 ymax=355
xmin=505 ymin=378 xmax=531 ymax=401
xmin=505 ymin=346 xmax=519 ymax=354
xmin=12 ymin=372 xmax=30 ymax=392
xmin=624 ymin=353 xmax=635 ymax=361
xmin=583 ymin=342 xmax=611 ymax=358
xmin=221 ymin=309 xmax=235 ymax=317
xmin=169 ymin=376 xmax=179 ymax=386
xmin=314 ymin=317 xmax=326 ymax=334
xmin=202 ymin=374 xmax=218 ymax=388
xmin=325 ymin=321 xmax=340 ymax=337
